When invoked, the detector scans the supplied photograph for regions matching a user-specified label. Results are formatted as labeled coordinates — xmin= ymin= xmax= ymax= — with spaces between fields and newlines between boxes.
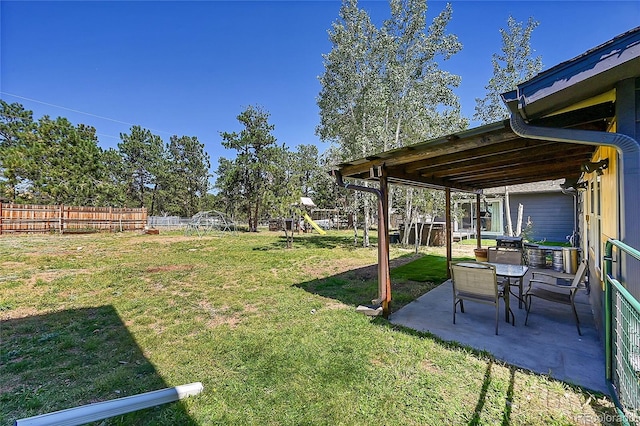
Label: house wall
xmin=615 ymin=77 xmax=640 ymax=299
xmin=506 ymin=192 xmax=575 ymax=243
xmin=584 ymin=146 xmax=619 ymax=338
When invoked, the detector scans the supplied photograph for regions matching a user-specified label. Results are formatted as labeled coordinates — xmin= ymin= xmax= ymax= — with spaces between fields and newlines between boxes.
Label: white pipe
xmin=15 ymin=382 xmax=203 ymax=426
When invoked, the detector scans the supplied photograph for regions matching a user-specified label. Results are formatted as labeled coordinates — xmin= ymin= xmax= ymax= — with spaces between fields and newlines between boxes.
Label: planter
xmin=474 ymin=248 xmax=488 ymax=262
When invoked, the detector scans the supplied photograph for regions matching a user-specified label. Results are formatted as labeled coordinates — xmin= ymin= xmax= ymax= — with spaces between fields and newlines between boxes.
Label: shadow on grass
xmin=0 ymin=306 xmax=197 ymax=425
xmin=295 ymin=253 xmax=473 ymax=312
xmin=295 ymin=253 xmax=618 ymax=422
xmin=254 ymin=233 xmax=381 ymax=251
xmin=371 ymin=319 xmax=617 ymax=425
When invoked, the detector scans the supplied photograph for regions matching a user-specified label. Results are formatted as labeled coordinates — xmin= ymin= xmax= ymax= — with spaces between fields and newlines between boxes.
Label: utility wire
xmin=0 ymin=91 xmax=173 ymax=136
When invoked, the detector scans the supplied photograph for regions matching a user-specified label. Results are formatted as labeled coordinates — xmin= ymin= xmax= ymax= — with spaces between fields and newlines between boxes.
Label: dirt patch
xmin=25 ymin=271 xmax=62 ymax=286
xmin=421 ymin=358 xmax=442 ymax=374
xmin=22 ymin=268 xmax=95 ymax=287
xmin=1 ymin=262 xmax=25 ymax=269
xmin=0 ymin=306 xmax=40 ymax=321
xmin=148 ymin=320 xmax=166 ymax=335
xmin=322 ymin=301 xmax=349 ymax=310
xmin=197 ymin=301 xmax=258 ymax=329
xmin=127 ymin=235 xmax=204 ymax=245
xmin=0 ymin=377 xmax=24 ymax=394
xmin=146 ymin=265 xmax=194 ymax=273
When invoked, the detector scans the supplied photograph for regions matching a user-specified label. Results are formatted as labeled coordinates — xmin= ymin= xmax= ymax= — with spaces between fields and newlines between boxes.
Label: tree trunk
xmin=353 ymin=212 xmax=358 ymax=247
xmin=425 ymin=221 xmax=434 ymax=248
xmin=150 ymin=183 xmax=158 ymax=217
xmin=363 ymin=197 xmax=370 ymax=248
xmin=253 ymin=200 xmax=260 ymax=232
xmin=139 ymin=172 xmax=145 ymax=208
xmin=402 ymin=189 xmax=413 ymax=246
xmin=516 ymin=203 xmax=524 ymax=236
xmin=505 ymin=187 xmax=513 ymax=236
xmin=394 ymin=117 xmax=402 ymax=149
xmin=415 ymin=221 xmax=426 ymax=254
xmin=247 ymin=204 xmax=255 ymax=232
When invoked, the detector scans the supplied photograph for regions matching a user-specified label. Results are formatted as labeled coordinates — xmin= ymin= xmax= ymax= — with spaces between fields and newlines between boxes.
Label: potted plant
xmin=474 ymin=247 xmax=488 ymax=262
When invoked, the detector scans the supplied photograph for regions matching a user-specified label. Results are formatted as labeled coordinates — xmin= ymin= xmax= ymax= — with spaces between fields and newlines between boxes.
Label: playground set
xmin=280 ymin=197 xmax=328 ymax=248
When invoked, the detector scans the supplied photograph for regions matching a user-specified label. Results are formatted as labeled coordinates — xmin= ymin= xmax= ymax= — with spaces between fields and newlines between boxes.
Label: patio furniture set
xmin=451 ymin=246 xmax=588 ymax=335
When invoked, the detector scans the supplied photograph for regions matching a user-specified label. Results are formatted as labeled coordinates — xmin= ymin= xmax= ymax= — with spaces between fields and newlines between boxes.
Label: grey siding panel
xmin=507 ymin=193 xmax=575 ymax=243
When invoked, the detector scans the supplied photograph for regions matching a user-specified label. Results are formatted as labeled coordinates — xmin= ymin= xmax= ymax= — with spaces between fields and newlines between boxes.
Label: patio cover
xmin=332 ymin=99 xmax=614 ymax=317
xmin=334 ymin=117 xmax=601 ymax=193
xmin=332 ymin=26 xmax=640 ymax=317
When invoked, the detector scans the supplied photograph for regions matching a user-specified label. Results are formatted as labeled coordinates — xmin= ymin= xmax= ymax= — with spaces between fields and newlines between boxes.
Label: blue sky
xmin=2 ymin=1 xmax=639 ymax=180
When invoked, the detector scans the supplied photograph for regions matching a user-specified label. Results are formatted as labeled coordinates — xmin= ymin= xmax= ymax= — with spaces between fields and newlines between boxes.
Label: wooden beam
xmin=338 ymin=129 xmax=519 ymax=178
xmin=379 ymin=172 xmax=391 ymax=318
xmin=424 ymin=145 xmax=592 ymax=178
xmin=476 ymin=194 xmax=482 ymax=247
xmin=470 ymin=172 xmax=582 ymax=188
xmin=446 ymin=188 xmax=452 ymax=279
xmin=405 ymin=139 xmax=556 ymax=173
xmin=450 ymin=157 xmax=591 ymax=183
xmin=440 ymin=155 xmax=593 ymax=184
xmin=385 ymin=169 xmax=479 ymax=193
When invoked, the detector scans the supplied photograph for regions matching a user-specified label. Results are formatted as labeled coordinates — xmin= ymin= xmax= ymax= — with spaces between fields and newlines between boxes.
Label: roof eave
xmin=505 ymin=26 xmax=640 ymax=120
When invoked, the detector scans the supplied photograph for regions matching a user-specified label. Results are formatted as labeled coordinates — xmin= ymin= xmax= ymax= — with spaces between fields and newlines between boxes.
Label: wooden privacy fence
xmin=0 ymin=203 xmax=147 ymax=234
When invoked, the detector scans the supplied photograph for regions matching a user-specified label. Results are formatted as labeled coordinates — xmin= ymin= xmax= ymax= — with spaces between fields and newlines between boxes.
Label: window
xmin=454 ymin=198 xmax=503 ymax=234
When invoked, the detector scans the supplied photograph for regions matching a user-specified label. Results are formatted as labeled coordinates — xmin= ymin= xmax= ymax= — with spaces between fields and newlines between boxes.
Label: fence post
xmin=604 ymin=240 xmax=613 ymax=382
xmin=0 ymin=202 xmax=3 ymax=235
xmin=59 ymin=204 xmax=64 ymax=234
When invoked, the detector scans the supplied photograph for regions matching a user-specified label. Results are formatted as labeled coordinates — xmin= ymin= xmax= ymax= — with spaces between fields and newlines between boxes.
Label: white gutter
xmin=508 ymin=109 xmax=640 ymax=257
xmin=15 ymin=382 xmax=203 ymax=426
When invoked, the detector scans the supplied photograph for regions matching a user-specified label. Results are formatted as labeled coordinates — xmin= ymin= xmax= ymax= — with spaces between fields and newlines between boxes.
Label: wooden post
xmin=445 ymin=188 xmax=452 ymax=279
xmin=59 ymin=204 xmax=64 ymax=234
xmin=0 ymin=202 xmax=3 ymax=235
xmin=379 ymin=172 xmax=391 ymax=317
xmin=476 ymin=194 xmax=482 ymax=247
xmin=331 ymin=169 xmax=390 ymax=317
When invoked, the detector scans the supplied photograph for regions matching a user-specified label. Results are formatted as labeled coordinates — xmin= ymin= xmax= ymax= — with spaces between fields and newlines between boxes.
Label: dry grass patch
xmin=145 ymin=265 xmax=194 ymax=273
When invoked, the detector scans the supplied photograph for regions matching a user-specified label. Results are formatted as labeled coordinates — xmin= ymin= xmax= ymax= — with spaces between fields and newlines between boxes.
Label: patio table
xmin=488 ymin=262 xmax=529 ymax=322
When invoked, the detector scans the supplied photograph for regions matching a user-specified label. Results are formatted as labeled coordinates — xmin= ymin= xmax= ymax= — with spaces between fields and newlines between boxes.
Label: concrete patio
xmin=390 ymin=268 xmax=608 ymax=394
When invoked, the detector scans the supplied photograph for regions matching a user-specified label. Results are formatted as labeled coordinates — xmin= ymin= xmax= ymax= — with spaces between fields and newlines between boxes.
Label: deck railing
xmin=604 ymin=239 xmax=640 ymax=424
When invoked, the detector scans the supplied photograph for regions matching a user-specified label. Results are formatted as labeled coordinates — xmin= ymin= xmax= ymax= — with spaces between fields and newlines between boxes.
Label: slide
xmin=303 ymin=212 xmax=327 ymax=235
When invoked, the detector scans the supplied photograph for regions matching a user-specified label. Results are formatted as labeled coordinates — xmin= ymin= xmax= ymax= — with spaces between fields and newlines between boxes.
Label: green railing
xmin=605 ymin=239 xmax=640 ymax=424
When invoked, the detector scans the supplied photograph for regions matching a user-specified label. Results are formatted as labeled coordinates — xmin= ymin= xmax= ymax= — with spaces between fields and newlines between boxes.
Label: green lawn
xmin=0 ymin=230 xmax=615 ymax=425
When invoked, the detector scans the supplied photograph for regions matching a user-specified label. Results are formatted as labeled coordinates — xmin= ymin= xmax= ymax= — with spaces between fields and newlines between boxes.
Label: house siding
xmin=583 ymin=146 xmax=619 ymax=340
xmin=506 ymin=192 xmax=575 ymax=243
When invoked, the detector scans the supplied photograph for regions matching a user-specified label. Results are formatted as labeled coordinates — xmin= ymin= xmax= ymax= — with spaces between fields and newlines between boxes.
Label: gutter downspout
xmin=507 ymin=106 xmax=640 ymax=280
xmin=332 ymin=170 xmax=391 ymax=317
xmin=559 ymin=187 xmax=578 ymax=247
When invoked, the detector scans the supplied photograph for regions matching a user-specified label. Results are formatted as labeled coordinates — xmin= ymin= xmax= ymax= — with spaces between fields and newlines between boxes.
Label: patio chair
xmin=487 ymin=246 xmax=523 ymax=264
xmin=451 ymin=262 xmax=514 ymax=335
xmin=488 ymin=247 xmax=525 ymax=307
xmin=524 ymin=260 xmax=588 ymax=335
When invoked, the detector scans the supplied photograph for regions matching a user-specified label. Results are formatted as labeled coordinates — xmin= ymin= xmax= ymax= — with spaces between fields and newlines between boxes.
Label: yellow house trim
xmin=544 ymin=89 xmax=616 ymax=118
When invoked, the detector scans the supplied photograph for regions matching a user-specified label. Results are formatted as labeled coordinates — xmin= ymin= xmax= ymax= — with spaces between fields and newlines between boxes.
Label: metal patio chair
xmin=451 ymin=262 xmax=514 ymax=335
xmin=488 ymin=246 xmax=525 ymax=308
xmin=524 ymin=260 xmax=588 ymax=335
